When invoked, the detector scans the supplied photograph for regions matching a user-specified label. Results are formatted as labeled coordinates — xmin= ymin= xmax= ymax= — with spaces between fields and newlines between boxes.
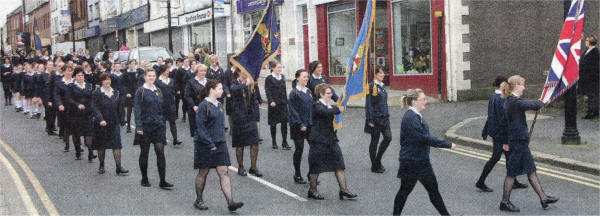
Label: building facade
xmin=25 ymin=0 xmax=52 ymax=52
xmin=5 ymin=6 xmax=23 ymax=54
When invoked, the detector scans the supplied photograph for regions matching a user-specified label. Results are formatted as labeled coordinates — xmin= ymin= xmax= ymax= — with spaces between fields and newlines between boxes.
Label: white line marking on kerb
xmin=0 ymin=149 xmax=39 ymax=215
xmin=228 ymin=166 xmax=308 ymax=202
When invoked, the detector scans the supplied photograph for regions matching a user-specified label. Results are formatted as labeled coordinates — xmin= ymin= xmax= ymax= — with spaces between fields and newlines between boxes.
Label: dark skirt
xmin=70 ymin=113 xmax=93 ymax=137
xmin=267 ymin=104 xmax=288 ymax=125
xmin=308 ymin=140 xmax=345 ymax=174
xmin=225 ymin=97 xmax=233 ymax=115
xmin=23 ymin=88 xmax=34 ymax=98
xmin=397 ymin=159 xmax=435 ymax=179
xmin=33 ymin=87 xmax=42 ymax=98
xmin=290 ymin=125 xmax=310 ymax=140
xmin=506 ymin=141 xmax=536 ymax=177
xmin=232 ymin=121 xmax=258 ymax=147
xmin=194 ymin=142 xmax=231 ymax=169
xmin=163 ymin=104 xmax=177 ymax=122
xmin=142 ymin=123 xmax=167 ymax=144
xmin=364 ymin=117 xmax=390 ymax=134
xmin=92 ymin=122 xmax=122 ymax=150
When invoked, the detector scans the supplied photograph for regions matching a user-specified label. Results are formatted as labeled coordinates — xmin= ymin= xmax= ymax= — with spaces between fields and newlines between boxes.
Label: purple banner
xmin=236 ymin=0 xmax=283 ymax=14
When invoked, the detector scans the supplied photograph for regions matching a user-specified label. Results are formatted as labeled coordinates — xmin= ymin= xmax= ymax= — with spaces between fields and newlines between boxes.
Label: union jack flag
xmin=540 ymin=0 xmax=585 ymax=105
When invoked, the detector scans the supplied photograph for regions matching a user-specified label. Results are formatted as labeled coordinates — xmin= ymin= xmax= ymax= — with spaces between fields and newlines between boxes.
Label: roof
xmin=7 ymin=6 xmax=23 ymax=18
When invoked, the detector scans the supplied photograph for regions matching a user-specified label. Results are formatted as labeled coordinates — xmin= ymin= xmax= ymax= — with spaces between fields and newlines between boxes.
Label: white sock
xmin=33 ymin=105 xmax=39 ymax=114
xmin=22 ymin=99 xmax=27 ymax=110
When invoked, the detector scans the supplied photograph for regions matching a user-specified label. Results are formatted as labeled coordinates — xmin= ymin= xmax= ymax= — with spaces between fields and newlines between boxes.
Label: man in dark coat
xmin=579 ymin=35 xmax=599 ymax=119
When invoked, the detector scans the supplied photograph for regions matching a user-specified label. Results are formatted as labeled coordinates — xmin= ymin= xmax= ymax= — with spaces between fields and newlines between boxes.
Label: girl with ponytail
xmin=288 ymin=69 xmax=312 ymax=184
xmin=364 ymin=65 xmax=391 ymax=173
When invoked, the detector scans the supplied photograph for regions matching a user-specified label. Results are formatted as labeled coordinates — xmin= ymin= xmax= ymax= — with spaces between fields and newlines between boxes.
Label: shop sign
xmin=143 ymin=17 xmax=179 ymax=33
xmin=84 ymin=26 xmax=100 ymax=38
xmin=118 ymin=5 xmax=149 ymax=29
xmin=179 ymin=5 xmax=231 ymax=26
xmin=236 ymin=0 xmax=283 ymax=13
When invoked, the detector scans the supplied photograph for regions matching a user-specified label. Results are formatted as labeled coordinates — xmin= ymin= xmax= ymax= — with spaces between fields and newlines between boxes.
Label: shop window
xmin=392 ymin=0 xmax=431 ymax=75
xmin=191 ymin=22 xmax=212 ymax=50
xmin=243 ymin=7 xmax=281 ymax=43
xmin=327 ymin=2 xmax=356 ymax=77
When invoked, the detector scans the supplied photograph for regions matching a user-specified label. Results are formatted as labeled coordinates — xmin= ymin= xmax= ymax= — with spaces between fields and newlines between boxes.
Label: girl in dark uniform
xmin=185 ymin=64 xmax=208 ymax=138
xmin=364 ymin=66 xmax=391 ymax=173
xmin=110 ymin=62 xmax=126 ymax=126
xmin=288 ymin=69 xmax=312 ymax=184
xmin=498 ymin=75 xmax=558 ymax=212
xmin=81 ymin=61 xmax=97 ymax=90
xmin=307 ymin=83 xmax=356 ymax=200
xmin=134 ymin=69 xmax=174 ymax=189
xmin=123 ymin=60 xmax=139 ymax=133
xmin=54 ymin=65 xmax=75 ymax=152
xmin=307 ymin=61 xmax=338 ymax=101
xmin=1 ymin=58 xmax=12 ymax=106
xmin=156 ymin=65 xmax=181 ymax=145
xmin=192 ymin=79 xmax=244 ymax=212
xmin=45 ymin=62 xmax=61 ymax=136
xmin=91 ymin=73 xmax=128 ymax=175
xmin=393 ymin=88 xmax=455 ymax=215
xmin=32 ymin=63 xmax=46 ymax=119
xmin=68 ymin=68 xmax=96 ymax=161
xmin=230 ymin=69 xmax=262 ymax=177
xmin=265 ymin=61 xmax=290 ymax=150
xmin=11 ymin=65 xmax=23 ymax=111
xmin=476 ymin=76 xmax=527 ymax=192
xmin=22 ymin=63 xmax=35 ymax=117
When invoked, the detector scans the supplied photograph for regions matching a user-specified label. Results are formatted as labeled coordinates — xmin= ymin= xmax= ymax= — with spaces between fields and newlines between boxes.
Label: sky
xmin=0 ymin=2 xmax=22 ymax=28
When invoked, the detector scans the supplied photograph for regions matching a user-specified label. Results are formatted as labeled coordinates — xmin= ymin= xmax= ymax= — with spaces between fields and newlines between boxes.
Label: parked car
xmin=93 ymin=50 xmax=130 ymax=65
xmin=127 ymin=47 xmax=174 ymax=64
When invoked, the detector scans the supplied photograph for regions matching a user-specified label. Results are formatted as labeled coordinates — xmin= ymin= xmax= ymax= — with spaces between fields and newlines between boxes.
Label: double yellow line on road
xmin=0 ymin=138 xmax=59 ymax=215
xmin=442 ymin=147 xmax=600 ymax=189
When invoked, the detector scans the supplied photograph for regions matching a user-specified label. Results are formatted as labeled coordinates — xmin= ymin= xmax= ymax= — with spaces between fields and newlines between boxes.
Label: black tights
xmin=73 ymin=135 xmax=93 ymax=156
xmin=2 ymin=84 xmax=11 ymax=104
xmin=195 ymin=166 xmax=235 ymax=204
xmin=125 ymin=105 xmax=133 ymax=128
xmin=502 ymin=172 xmax=547 ymax=203
xmin=168 ymin=120 xmax=178 ymax=141
xmin=292 ymin=138 xmax=306 ymax=177
xmin=139 ymin=141 xmax=166 ymax=182
xmin=270 ymin=123 xmax=288 ymax=146
xmin=393 ymin=175 xmax=449 ymax=215
xmin=477 ymin=146 xmax=522 ymax=185
xmin=309 ymin=170 xmax=349 ymax=194
xmin=98 ymin=148 xmax=122 ymax=168
xmin=369 ymin=129 xmax=391 ymax=168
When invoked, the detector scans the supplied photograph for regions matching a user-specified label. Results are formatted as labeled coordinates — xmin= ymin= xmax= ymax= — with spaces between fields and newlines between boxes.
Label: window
xmin=327 ymin=2 xmax=356 ymax=77
xmin=392 ymin=0 xmax=432 ymax=75
xmin=243 ymin=6 xmax=281 ymax=43
xmin=302 ymin=5 xmax=308 ymax=25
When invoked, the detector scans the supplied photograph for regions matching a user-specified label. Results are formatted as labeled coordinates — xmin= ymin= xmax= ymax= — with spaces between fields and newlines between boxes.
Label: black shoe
xmin=238 ymin=168 xmax=247 ymax=176
xmin=308 ymin=190 xmax=324 ymax=200
xmin=98 ymin=167 xmax=105 ymax=174
xmin=476 ymin=182 xmax=493 ymax=192
xmin=173 ymin=140 xmax=182 ymax=145
xmin=339 ymin=190 xmax=357 ymax=200
xmin=294 ymin=175 xmax=307 ymax=184
xmin=28 ymin=115 xmax=36 ymax=119
xmin=249 ymin=168 xmax=263 ymax=177
xmin=371 ymin=166 xmax=385 ymax=173
xmin=126 ymin=128 xmax=132 ymax=133
xmin=141 ymin=179 xmax=151 ymax=187
xmin=116 ymin=166 xmax=129 ymax=176
xmin=88 ymin=152 xmax=97 ymax=162
xmin=75 ymin=154 xmax=82 ymax=160
xmin=227 ymin=202 xmax=244 ymax=212
xmin=63 ymin=147 xmax=69 ymax=152
xmin=272 ymin=144 xmax=278 ymax=149
xmin=159 ymin=181 xmax=174 ymax=190
xmin=47 ymin=131 xmax=57 ymax=136
xmin=513 ymin=181 xmax=528 ymax=189
xmin=282 ymin=143 xmax=291 ymax=150
xmin=193 ymin=200 xmax=208 ymax=210
xmin=583 ymin=113 xmax=598 ymax=119
xmin=36 ymin=113 xmax=41 ymax=119
xmin=499 ymin=201 xmax=520 ymax=212
xmin=541 ymin=196 xmax=559 ymax=209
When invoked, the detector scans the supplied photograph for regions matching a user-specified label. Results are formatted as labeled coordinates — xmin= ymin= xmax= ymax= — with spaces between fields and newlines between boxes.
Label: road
xmin=0 ymin=101 xmax=598 ymax=215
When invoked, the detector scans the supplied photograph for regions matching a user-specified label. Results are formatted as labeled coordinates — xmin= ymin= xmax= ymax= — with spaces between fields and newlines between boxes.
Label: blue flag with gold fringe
xmin=334 ymin=0 xmax=376 ymax=130
xmin=34 ymin=19 xmax=42 ymax=51
xmin=230 ymin=0 xmax=280 ymax=81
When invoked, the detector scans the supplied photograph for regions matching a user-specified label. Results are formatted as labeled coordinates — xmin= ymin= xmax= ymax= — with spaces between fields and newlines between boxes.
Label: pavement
xmin=0 ymin=92 xmax=598 ymax=214
xmin=445 ymin=104 xmax=600 ymax=176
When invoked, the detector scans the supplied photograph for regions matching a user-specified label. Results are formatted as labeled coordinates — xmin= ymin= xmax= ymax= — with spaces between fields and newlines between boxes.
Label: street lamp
xmin=70 ymin=0 xmax=76 ymax=51
xmin=155 ymin=0 xmax=174 ymax=53
xmin=561 ymin=0 xmax=580 ymax=145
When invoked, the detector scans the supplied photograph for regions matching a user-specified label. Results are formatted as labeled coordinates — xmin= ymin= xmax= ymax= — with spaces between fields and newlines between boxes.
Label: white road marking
xmin=228 ymin=166 xmax=308 ymax=202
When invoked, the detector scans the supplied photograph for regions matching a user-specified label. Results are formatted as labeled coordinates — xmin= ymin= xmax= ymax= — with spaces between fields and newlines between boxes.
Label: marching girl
xmin=206 ymin=55 xmax=229 ymax=104
xmin=22 ymin=62 xmax=36 ymax=117
xmin=1 ymin=57 xmax=12 ymax=106
xmin=11 ymin=65 xmax=23 ymax=112
xmin=123 ymin=60 xmax=140 ymax=133
xmin=364 ymin=66 xmax=391 ymax=173
xmin=155 ymin=65 xmax=182 ymax=145
xmin=91 ymin=73 xmax=128 ymax=175
xmin=264 ymin=61 xmax=290 ymax=150
xmin=68 ymin=67 xmax=96 ymax=161
xmin=498 ymin=75 xmax=558 ymax=212
xmin=41 ymin=61 xmax=58 ymax=136
xmin=184 ymin=64 xmax=208 ymax=138
xmin=308 ymin=60 xmax=338 ymax=101
xmin=134 ymin=69 xmax=173 ymax=189
xmin=229 ymin=68 xmax=262 ymax=177
xmin=192 ymin=79 xmax=244 ymax=212
xmin=81 ymin=61 xmax=97 ymax=90
xmin=54 ymin=64 xmax=76 ymax=153
xmin=110 ymin=62 xmax=126 ymax=126
xmin=307 ymin=83 xmax=356 ymax=200
xmin=288 ymin=69 xmax=312 ymax=184
xmin=32 ymin=63 xmax=46 ymax=119
xmin=393 ymin=88 xmax=455 ymax=215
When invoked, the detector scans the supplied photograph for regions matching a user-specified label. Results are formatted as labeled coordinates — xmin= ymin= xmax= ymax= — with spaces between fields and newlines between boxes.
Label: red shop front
xmin=315 ymin=0 xmax=446 ymax=99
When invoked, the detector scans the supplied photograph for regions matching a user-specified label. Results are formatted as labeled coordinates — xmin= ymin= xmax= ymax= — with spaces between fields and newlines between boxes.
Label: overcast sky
xmin=0 ymin=2 xmax=22 ymax=28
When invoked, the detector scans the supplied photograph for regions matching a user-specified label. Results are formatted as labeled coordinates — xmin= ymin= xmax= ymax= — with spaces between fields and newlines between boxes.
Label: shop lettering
xmin=185 ymin=12 xmax=211 ymax=23
xmin=247 ymin=0 xmax=267 ymax=7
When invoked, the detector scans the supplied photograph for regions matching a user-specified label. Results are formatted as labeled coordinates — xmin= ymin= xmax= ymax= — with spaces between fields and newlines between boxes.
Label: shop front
xmin=315 ymin=0 xmax=446 ymax=98
xmin=236 ymin=0 xmax=283 ymax=63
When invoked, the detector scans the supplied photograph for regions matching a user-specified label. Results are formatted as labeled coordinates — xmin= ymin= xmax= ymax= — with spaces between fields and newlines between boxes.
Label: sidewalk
xmin=445 ymin=110 xmax=600 ymax=175
xmin=255 ymin=76 xmax=440 ymax=107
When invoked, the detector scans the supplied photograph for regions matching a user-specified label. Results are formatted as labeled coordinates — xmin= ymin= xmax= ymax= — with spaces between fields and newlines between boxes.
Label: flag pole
xmin=528 ymin=110 xmax=539 ymax=143
xmin=372 ymin=0 xmax=376 ymax=80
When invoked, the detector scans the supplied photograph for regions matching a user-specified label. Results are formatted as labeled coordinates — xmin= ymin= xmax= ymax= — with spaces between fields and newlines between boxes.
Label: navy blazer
xmin=207 ymin=66 xmax=230 ymax=98
xmin=265 ymin=74 xmax=288 ymax=105
xmin=134 ymin=86 xmax=164 ymax=131
xmin=504 ymin=95 xmax=544 ymax=143
xmin=195 ymin=99 xmax=226 ymax=148
xmin=482 ymin=92 xmax=508 ymax=143
xmin=308 ymin=102 xmax=340 ymax=145
xmin=67 ymin=82 xmax=94 ymax=115
xmin=184 ymin=78 xmax=206 ymax=108
xmin=37 ymin=72 xmax=50 ymax=102
xmin=91 ymin=88 xmax=123 ymax=125
xmin=54 ymin=78 xmax=73 ymax=110
xmin=308 ymin=75 xmax=339 ymax=101
xmin=21 ymin=73 xmax=35 ymax=92
xmin=122 ymin=69 xmax=141 ymax=96
xmin=365 ymin=82 xmax=389 ymax=123
xmin=288 ymin=88 xmax=313 ymax=127
xmin=110 ymin=72 xmax=126 ymax=98
xmin=229 ymin=79 xmax=256 ymax=123
xmin=1 ymin=64 xmax=12 ymax=82
xmin=45 ymin=72 xmax=62 ymax=103
xmin=399 ymin=109 xmax=452 ymax=161
xmin=11 ymin=71 xmax=22 ymax=92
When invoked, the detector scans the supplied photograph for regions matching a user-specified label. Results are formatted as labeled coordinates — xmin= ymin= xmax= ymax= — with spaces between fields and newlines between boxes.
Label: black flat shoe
xmin=173 ymin=140 xmax=182 ymax=145
xmin=294 ymin=175 xmax=307 ymax=184
xmin=159 ymin=181 xmax=174 ymax=190
xmin=47 ymin=131 xmax=57 ymax=136
xmin=307 ymin=190 xmax=324 ymax=200
xmin=282 ymin=143 xmax=291 ymax=150
xmin=476 ymin=182 xmax=493 ymax=192
xmin=228 ymin=202 xmax=244 ymax=212
xmin=116 ymin=166 xmax=129 ymax=176
xmin=499 ymin=201 xmax=520 ymax=212
xmin=63 ymin=148 xmax=69 ymax=152
xmin=272 ymin=144 xmax=278 ymax=149
xmin=126 ymin=128 xmax=132 ymax=133
xmin=513 ymin=181 xmax=528 ymax=189
xmin=141 ymin=179 xmax=151 ymax=187
xmin=97 ymin=167 xmax=105 ymax=174
xmin=371 ymin=166 xmax=385 ymax=173
xmin=193 ymin=200 xmax=208 ymax=210
xmin=88 ymin=153 xmax=97 ymax=162
xmin=541 ymin=196 xmax=559 ymax=209
xmin=339 ymin=191 xmax=357 ymax=200
xmin=249 ymin=168 xmax=263 ymax=177
xmin=238 ymin=168 xmax=247 ymax=176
